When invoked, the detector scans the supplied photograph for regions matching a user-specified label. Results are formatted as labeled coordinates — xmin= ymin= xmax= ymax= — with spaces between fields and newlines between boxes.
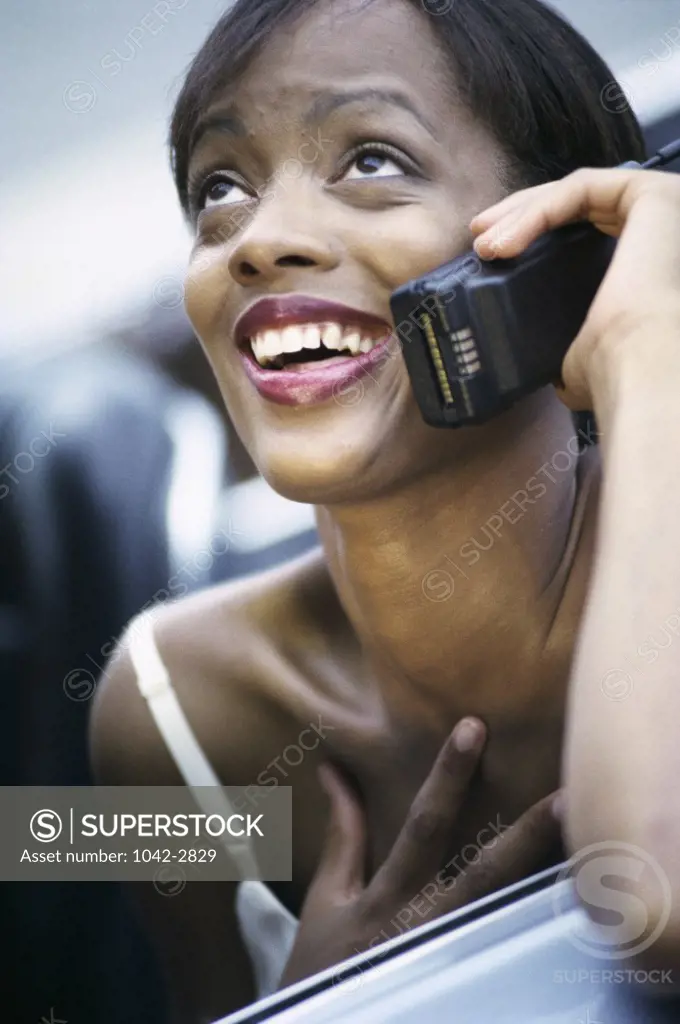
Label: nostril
xmin=238 ymin=262 xmax=259 ymax=277
xmin=275 ymin=255 xmax=316 ymax=267
xmin=236 ymin=254 xmax=316 ymax=277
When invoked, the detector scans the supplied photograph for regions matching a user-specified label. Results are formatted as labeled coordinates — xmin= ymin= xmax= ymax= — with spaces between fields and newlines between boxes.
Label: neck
xmin=315 ymin=394 xmax=587 ymax=734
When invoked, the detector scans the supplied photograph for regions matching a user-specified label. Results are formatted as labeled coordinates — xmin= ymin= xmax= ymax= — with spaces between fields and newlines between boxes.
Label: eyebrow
xmin=305 ymin=88 xmax=437 ymax=137
xmin=188 ymin=87 xmax=436 ymax=159
xmin=189 ymin=111 xmax=248 ymax=156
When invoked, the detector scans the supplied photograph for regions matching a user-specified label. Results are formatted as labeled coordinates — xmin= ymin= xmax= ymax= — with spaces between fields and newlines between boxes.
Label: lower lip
xmin=239 ymin=332 xmax=396 ymax=406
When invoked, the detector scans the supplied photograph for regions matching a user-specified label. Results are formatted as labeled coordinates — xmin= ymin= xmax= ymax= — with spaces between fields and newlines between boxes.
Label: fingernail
xmin=454 ymin=717 xmax=484 ymax=752
xmin=317 ymin=763 xmax=333 ymax=793
xmin=551 ymin=791 xmax=565 ymax=820
xmin=473 ymin=235 xmax=499 ymax=261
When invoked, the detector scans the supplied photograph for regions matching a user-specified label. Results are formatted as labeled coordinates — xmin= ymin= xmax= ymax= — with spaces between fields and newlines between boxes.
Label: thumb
xmin=315 ymin=762 xmax=366 ymax=897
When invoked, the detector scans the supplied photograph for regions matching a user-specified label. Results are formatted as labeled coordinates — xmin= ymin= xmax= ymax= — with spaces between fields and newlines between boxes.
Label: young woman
xmin=90 ymin=0 xmax=680 ymax=1021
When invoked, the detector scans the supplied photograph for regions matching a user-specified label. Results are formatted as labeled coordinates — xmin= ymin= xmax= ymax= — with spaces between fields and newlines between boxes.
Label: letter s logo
xmin=553 ymin=842 xmax=671 ymax=960
xmin=30 ymin=809 xmax=63 ymax=842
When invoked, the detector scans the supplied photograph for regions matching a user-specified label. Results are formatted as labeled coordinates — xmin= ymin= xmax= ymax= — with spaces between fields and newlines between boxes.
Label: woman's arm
xmin=472 ymin=167 xmax=680 ymax=967
xmin=124 ymin=879 xmax=254 ymax=1024
xmin=564 ymin=328 xmax=680 ymax=967
xmin=89 ymin=633 xmax=256 ymax=1022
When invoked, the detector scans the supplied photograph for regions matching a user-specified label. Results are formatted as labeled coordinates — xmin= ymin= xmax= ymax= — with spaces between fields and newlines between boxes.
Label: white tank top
xmin=127 ymin=608 xmax=299 ymax=1000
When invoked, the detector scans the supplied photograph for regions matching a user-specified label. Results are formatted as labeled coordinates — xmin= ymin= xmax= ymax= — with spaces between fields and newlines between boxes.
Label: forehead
xmin=211 ymin=0 xmax=458 ymax=127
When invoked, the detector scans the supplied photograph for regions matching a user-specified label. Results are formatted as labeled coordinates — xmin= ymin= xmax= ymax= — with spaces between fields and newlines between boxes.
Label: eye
xmin=196 ymin=172 xmax=251 ymax=211
xmin=341 ymin=144 xmax=409 ymax=181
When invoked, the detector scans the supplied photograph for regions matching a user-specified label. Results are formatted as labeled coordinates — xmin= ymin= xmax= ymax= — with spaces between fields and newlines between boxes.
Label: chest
xmin=283 ymin=699 xmax=563 ymax=921
xmin=248 ymin=583 xmax=584 ymax=915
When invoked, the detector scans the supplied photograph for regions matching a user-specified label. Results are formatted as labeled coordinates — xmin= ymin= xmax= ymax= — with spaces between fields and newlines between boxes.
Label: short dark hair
xmin=169 ymin=0 xmax=646 ymax=216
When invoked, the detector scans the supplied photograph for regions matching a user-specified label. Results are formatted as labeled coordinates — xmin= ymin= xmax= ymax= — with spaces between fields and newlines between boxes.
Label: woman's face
xmin=184 ymin=0 xmax=510 ymax=503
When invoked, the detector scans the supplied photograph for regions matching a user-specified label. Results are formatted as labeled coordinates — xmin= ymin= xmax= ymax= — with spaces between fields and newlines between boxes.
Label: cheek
xmin=183 ymin=245 xmax=229 ymax=344
xmin=360 ymin=206 xmax=473 ymax=290
xmin=183 ymin=248 xmax=248 ymax=420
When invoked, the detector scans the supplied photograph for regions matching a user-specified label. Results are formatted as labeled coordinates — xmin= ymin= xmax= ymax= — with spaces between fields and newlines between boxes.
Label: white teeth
xmin=281 ymin=325 xmax=306 ymax=353
xmin=251 ymin=334 xmax=269 ymax=366
xmin=342 ymin=330 xmax=362 ymax=356
xmin=303 ymin=325 xmax=321 ymax=349
xmin=263 ymin=330 xmax=280 ymax=359
xmin=320 ymin=323 xmax=342 ymax=350
xmin=248 ymin=321 xmax=382 ymax=368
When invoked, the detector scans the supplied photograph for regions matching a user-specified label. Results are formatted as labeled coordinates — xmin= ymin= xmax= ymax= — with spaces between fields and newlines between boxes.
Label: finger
xmin=470 ymin=182 xmax=551 ymax=233
xmin=314 ymin=762 xmax=366 ymax=896
xmin=371 ymin=718 xmax=486 ymax=900
xmin=471 ymin=167 xmax=648 ymax=260
xmin=439 ymin=789 xmax=562 ymax=911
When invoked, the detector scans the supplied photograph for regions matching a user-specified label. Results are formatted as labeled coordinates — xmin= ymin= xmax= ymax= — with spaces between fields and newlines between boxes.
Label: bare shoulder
xmin=89 ymin=543 xmax=337 ymax=788
xmin=88 ymin=553 xmax=336 ymax=1024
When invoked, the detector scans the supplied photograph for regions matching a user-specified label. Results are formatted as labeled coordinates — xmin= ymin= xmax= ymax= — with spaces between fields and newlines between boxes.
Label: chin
xmin=250 ymin=417 xmax=415 ymax=505
xmin=231 ymin=376 xmax=441 ymax=504
xmin=255 ymin=445 xmax=379 ymax=505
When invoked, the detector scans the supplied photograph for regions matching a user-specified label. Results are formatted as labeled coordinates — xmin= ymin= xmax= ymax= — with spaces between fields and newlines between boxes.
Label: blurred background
xmin=2 ymin=0 xmax=680 ymax=1021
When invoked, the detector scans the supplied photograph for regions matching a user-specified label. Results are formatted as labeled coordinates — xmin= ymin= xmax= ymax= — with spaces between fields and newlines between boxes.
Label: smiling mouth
xmin=245 ymin=321 xmax=390 ymax=371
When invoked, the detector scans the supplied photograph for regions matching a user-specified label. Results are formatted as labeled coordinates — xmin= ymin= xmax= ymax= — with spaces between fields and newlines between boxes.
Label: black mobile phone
xmin=389 ymin=142 xmax=680 ymax=428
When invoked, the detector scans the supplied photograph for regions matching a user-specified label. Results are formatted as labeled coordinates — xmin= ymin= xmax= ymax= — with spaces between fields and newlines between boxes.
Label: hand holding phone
xmin=389 ymin=140 xmax=680 ymax=428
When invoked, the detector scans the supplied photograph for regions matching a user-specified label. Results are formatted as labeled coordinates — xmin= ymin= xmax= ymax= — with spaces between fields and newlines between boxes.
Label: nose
xmin=227 ymin=189 xmax=341 ymax=286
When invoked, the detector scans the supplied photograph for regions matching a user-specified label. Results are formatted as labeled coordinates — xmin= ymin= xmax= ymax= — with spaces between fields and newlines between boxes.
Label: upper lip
xmin=233 ymin=295 xmax=392 ymax=348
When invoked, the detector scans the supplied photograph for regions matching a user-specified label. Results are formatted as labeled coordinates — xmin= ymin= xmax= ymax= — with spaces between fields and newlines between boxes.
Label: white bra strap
xmin=126 ymin=609 xmax=260 ymax=880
